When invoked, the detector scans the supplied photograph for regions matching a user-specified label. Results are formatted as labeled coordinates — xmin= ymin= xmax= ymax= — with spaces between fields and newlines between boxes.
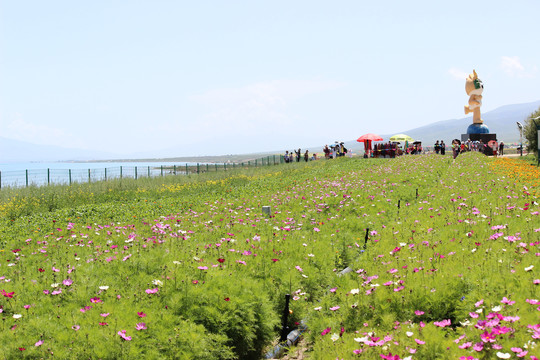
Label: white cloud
xmin=185 ymin=79 xmax=345 ymax=138
xmin=448 ymin=68 xmax=469 ymax=80
xmin=3 ymin=114 xmax=87 ymax=149
xmin=500 ymin=56 xmax=536 ymax=78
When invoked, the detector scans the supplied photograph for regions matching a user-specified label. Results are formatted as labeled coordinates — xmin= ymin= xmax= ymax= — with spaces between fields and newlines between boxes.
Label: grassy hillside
xmin=0 ymin=154 xmax=538 ymax=359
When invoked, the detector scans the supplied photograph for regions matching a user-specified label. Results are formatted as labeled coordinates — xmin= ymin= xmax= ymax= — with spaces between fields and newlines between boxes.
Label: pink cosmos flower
xmin=414 ymin=310 xmax=424 ymax=316
xmin=197 ymin=266 xmax=208 ymax=270
xmin=62 ymin=279 xmax=73 ymax=286
xmin=35 ymin=340 xmax=43 ymax=347
xmin=72 ymin=325 xmax=80 ymax=331
xmin=145 ymin=288 xmax=159 ymax=294
xmin=117 ymin=330 xmax=132 ymax=341
xmin=135 ymin=322 xmax=146 ymax=331
xmin=501 ymin=297 xmax=515 ymax=305
xmin=330 ymin=306 xmax=340 ymax=311
xmin=100 ymin=313 xmax=110 ymax=317
xmin=414 ymin=339 xmax=425 ymax=345
xmin=137 ymin=312 xmax=147 ymax=318
xmin=434 ymin=319 xmax=451 ymax=327
xmin=90 ymin=297 xmax=102 ymax=303
xmin=295 ymin=266 xmax=303 ymax=272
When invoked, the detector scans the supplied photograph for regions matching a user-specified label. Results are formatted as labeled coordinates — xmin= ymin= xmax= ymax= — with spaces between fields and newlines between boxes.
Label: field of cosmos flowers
xmin=0 ymin=152 xmax=538 ymax=359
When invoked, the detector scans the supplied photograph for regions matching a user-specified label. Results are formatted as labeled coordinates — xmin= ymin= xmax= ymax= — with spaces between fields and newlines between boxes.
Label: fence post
xmin=120 ymin=166 xmax=123 ymax=179
xmin=26 ymin=169 xmax=28 ymax=187
xmin=148 ymin=166 xmax=150 ymax=178
xmin=207 ymin=163 xmax=209 ymax=172
xmin=161 ymin=165 xmax=163 ymax=176
xmin=48 ymin=168 xmax=50 ymax=185
xmin=0 ymin=171 xmax=2 ymax=189
xmin=215 ymin=163 xmax=218 ymax=172
xmin=105 ymin=168 xmax=107 ymax=181
xmin=174 ymin=165 xmax=177 ymax=175
xmin=185 ymin=164 xmax=188 ymax=175
xmin=88 ymin=169 xmax=91 ymax=183
xmin=135 ymin=167 xmax=138 ymax=180
xmin=69 ymin=169 xmax=72 ymax=185
xmin=197 ymin=163 xmax=200 ymax=174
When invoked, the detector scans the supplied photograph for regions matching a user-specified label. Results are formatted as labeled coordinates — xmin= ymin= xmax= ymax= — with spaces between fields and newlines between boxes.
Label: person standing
xmin=295 ymin=148 xmax=301 ymax=162
xmin=304 ymin=150 xmax=309 ymax=162
xmin=440 ymin=140 xmax=446 ymax=155
xmin=434 ymin=140 xmax=440 ymax=154
xmin=499 ymin=141 xmax=504 ymax=156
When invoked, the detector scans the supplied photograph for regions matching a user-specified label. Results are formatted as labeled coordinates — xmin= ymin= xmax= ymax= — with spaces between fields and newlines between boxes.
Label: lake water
xmin=0 ymin=161 xmax=221 ymax=188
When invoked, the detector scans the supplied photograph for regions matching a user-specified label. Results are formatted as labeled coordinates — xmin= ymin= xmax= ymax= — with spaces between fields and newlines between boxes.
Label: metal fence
xmin=0 ymin=155 xmax=288 ymax=189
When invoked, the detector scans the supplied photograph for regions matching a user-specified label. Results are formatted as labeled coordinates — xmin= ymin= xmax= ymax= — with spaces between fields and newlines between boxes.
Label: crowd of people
xmin=450 ymin=139 xmax=504 ymax=159
xmin=284 ymin=138 xmax=507 ymax=162
xmin=283 ymin=142 xmax=351 ymax=163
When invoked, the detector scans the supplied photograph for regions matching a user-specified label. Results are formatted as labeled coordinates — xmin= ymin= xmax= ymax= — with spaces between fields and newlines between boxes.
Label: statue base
xmin=461 ymin=123 xmax=497 ymax=156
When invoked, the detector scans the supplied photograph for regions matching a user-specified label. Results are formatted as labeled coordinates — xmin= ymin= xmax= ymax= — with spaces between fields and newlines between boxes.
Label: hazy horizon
xmin=1 ymin=1 xmax=539 ymax=158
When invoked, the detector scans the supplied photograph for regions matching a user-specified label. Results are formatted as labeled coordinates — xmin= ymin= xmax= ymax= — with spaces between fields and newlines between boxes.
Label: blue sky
xmin=1 ymin=1 xmax=539 ymax=157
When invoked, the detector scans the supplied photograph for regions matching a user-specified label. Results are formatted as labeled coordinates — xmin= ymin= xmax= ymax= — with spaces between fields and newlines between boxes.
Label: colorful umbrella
xmin=356 ymin=133 xmax=383 ymax=142
xmin=390 ymin=134 xmax=414 ymax=142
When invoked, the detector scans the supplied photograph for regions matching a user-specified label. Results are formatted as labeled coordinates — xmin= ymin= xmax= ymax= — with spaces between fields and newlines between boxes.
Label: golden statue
xmin=464 ymin=69 xmax=483 ymax=124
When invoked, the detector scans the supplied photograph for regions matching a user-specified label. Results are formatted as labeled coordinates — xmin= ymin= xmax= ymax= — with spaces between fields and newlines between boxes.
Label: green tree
xmin=524 ymin=107 xmax=540 ymax=157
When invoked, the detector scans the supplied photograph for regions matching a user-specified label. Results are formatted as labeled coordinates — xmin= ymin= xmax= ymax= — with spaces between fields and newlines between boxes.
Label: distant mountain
xmin=344 ymin=100 xmax=540 ymax=151
xmin=2 ymin=100 xmax=538 ymax=162
xmin=0 ymin=137 xmax=119 ymax=163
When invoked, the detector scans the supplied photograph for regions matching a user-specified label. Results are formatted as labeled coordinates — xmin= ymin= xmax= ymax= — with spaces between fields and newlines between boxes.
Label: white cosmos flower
xmin=350 ymin=288 xmax=360 ymax=294
xmin=406 ymin=331 xmax=413 ymax=337
xmin=99 ymin=286 xmax=109 ymax=290
xmin=13 ymin=314 xmax=22 ymax=319
xmin=330 ymin=333 xmax=339 ymax=342
xmin=152 ymin=280 xmax=163 ymax=287
xmin=492 ymin=305 xmax=502 ymax=312
xmin=525 ymin=265 xmax=534 ymax=272
xmin=51 ymin=283 xmax=59 ymax=288
xmin=496 ymin=352 xmax=511 ymax=359
xmin=354 ymin=336 xmax=368 ymax=343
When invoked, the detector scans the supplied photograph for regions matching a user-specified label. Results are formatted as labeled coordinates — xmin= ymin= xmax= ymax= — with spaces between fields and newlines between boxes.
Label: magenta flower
xmin=62 ymin=279 xmax=73 ymax=286
xmin=145 ymin=288 xmax=159 ymax=294
xmin=135 ymin=322 xmax=147 ymax=331
xmin=1 ymin=290 xmax=14 ymax=298
xmin=90 ymin=297 xmax=102 ymax=303
xmin=35 ymin=340 xmax=43 ymax=347
xmin=321 ymin=327 xmax=331 ymax=336
xmin=137 ymin=312 xmax=147 ymax=318
xmin=414 ymin=310 xmax=424 ymax=316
